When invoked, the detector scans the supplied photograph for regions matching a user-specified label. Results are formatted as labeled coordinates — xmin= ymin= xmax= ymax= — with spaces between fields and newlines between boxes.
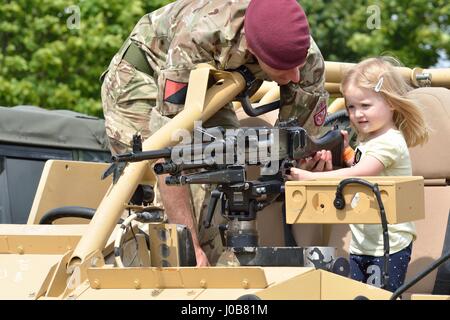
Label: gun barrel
xmin=169 ymin=166 xmax=246 ymax=186
xmin=154 ymin=162 xmax=217 ymax=175
xmin=112 ymin=148 xmax=173 ymax=162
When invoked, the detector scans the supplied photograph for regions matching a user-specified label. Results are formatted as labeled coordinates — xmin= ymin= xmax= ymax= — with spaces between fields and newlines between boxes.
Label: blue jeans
xmin=350 ymin=242 xmax=412 ymax=292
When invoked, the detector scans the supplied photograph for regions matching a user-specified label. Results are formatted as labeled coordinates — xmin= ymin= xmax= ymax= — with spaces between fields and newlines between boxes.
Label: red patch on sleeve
xmin=313 ymin=102 xmax=327 ymax=126
xmin=164 ymin=79 xmax=188 ymax=104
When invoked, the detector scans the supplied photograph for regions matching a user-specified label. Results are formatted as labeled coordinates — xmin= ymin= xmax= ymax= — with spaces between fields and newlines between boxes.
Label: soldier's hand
xmin=195 ymin=247 xmax=210 ymax=267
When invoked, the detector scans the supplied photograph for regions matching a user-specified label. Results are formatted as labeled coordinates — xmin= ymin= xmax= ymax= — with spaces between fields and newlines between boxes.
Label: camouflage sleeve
xmin=278 ymin=37 xmax=328 ymax=136
xmin=155 ymin=29 xmax=222 ymax=117
xmin=154 ymin=2 xmax=248 ymax=117
xmin=298 ymin=38 xmax=326 ymax=90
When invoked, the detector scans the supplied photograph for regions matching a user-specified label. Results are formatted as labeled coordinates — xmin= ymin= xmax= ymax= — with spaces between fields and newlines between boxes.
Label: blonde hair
xmin=340 ymin=57 xmax=429 ymax=147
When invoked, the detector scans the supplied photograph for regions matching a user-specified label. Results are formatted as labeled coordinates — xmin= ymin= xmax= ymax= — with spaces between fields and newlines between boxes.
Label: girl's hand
xmin=285 ymin=167 xmax=314 ymax=181
xmin=299 ymin=150 xmax=333 ymax=172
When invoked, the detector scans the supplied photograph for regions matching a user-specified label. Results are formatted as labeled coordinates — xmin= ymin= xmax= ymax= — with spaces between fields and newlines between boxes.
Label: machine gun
xmin=109 ymin=125 xmax=344 ymax=253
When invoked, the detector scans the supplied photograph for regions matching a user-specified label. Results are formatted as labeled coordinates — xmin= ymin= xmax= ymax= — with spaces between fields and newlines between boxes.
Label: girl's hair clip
xmin=374 ymin=77 xmax=384 ymax=92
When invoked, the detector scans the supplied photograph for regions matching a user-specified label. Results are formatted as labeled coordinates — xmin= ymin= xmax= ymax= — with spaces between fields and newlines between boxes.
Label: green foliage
xmin=0 ymin=0 xmax=172 ymax=116
xmin=0 ymin=0 xmax=448 ymax=116
xmin=302 ymin=0 xmax=450 ymax=67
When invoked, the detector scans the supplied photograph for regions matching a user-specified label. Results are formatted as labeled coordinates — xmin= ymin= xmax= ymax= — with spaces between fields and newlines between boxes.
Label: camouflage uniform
xmin=101 ymin=0 xmax=327 ymax=264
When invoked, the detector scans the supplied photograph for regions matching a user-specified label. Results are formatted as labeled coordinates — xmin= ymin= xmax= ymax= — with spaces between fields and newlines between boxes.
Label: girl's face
xmin=344 ymin=84 xmax=395 ymax=139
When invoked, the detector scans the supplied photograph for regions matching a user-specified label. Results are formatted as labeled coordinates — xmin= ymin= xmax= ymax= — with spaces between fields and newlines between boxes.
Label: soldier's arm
xmin=298 ymin=37 xmax=326 ymax=92
xmin=157 ymin=175 xmax=210 ymax=267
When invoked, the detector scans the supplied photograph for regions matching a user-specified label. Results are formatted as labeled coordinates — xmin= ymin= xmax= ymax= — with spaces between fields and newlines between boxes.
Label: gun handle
xmin=331 ymin=139 xmax=344 ymax=168
xmin=203 ymin=189 xmax=222 ymax=228
xmin=309 ymin=129 xmax=344 ymax=168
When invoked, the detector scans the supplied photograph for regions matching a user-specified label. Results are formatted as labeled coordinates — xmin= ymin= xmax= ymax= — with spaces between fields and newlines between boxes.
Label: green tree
xmin=0 ymin=0 xmax=448 ymax=116
xmin=0 ymin=0 xmax=172 ymax=116
xmin=302 ymin=0 xmax=450 ymax=67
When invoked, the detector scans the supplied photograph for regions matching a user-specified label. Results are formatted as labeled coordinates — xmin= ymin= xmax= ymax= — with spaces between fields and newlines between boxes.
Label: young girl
xmin=287 ymin=57 xmax=429 ymax=292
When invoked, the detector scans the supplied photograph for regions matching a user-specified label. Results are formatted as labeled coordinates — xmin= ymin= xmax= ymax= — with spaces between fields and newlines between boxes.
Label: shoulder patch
xmin=313 ymin=101 xmax=327 ymax=126
xmin=164 ymin=79 xmax=188 ymax=104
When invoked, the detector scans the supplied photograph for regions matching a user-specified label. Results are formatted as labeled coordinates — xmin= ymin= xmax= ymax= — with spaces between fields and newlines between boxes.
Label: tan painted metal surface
xmin=0 ymin=224 xmax=88 ymax=254
xmin=0 ymin=254 xmax=62 ymax=299
xmin=66 ymin=266 xmax=393 ymax=300
xmin=256 ymin=269 xmax=392 ymax=300
xmin=27 ymin=160 xmax=112 ymax=225
xmin=327 ymin=97 xmax=346 ymax=113
xmin=86 ymin=267 xmax=268 ymax=289
xmin=285 ymin=176 xmax=425 ymax=224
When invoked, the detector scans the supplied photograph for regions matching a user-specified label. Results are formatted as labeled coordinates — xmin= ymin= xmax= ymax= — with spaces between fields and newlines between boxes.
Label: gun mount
xmin=108 ymin=124 xmax=344 ymax=268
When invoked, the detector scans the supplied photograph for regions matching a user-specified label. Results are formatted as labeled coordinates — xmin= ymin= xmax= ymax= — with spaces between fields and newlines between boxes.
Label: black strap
xmin=122 ymin=42 xmax=154 ymax=77
xmin=234 ymin=65 xmax=256 ymax=90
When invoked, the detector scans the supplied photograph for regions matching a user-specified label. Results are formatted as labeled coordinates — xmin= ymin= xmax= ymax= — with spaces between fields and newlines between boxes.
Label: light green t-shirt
xmin=349 ymin=129 xmax=416 ymax=256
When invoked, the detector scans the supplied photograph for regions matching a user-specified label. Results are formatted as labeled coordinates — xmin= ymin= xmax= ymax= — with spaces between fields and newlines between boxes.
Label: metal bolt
xmin=242 ymin=279 xmax=249 ymax=289
xmin=199 ymin=279 xmax=207 ymax=288
xmin=92 ymin=279 xmax=100 ymax=289
xmin=17 ymin=246 xmax=24 ymax=254
xmin=134 ymin=279 xmax=141 ymax=289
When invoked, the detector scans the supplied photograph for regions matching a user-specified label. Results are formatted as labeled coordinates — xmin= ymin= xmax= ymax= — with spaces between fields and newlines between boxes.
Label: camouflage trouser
xmin=101 ymin=57 xmax=238 ymax=265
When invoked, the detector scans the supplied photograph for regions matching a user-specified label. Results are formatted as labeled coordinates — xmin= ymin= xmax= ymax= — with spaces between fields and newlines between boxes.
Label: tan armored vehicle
xmin=0 ymin=62 xmax=449 ymax=300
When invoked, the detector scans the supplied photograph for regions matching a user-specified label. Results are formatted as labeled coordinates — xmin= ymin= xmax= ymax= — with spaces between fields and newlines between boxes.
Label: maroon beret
xmin=244 ymin=0 xmax=311 ymax=70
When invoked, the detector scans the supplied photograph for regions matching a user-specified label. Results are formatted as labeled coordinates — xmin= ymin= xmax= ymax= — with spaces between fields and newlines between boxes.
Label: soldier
xmin=101 ymin=0 xmax=328 ymax=266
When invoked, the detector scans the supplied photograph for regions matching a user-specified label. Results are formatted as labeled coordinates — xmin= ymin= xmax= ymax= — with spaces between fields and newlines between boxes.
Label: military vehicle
xmin=0 ymin=106 xmax=110 ymax=225
xmin=0 ymin=62 xmax=449 ymax=301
